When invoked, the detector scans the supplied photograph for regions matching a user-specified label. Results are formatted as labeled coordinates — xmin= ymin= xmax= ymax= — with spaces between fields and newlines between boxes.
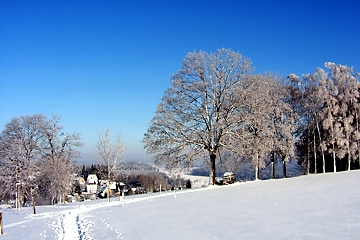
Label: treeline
xmin=80 ymin=162 xmax=158 ymax=181
xmin=118 ymin=161 xmax=159 ymax=171
xmin=0 ymin=115 xmax=82 ymax=206
xmin=117 ymin=172 xmax=190 ymax=193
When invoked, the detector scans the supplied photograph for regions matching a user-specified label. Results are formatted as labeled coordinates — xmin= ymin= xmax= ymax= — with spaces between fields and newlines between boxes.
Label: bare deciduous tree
xmin=94 ymin=129 xmax=127 ymax=202
xmin=0 ymin=115 xmax=83 ymax=205
xmin=39 ymin=116 xmax=83 ymax=204
xmin=232 ymin=74 xmax=296 ymax=180
xmin=233 ymin=74 xmax=275 ymax=180
xmin=0 ymin=115 xmax=45 ymax=206
xmin=143 ymin=49 xmax=252 ymax=184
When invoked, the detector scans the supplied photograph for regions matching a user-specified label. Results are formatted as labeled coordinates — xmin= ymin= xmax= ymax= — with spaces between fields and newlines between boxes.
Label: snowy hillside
xmin=1 ymin=171 xmax=359 ymax=239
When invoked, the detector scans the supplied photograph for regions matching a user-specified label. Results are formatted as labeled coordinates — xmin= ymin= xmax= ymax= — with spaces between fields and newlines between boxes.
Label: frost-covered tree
xmin=321 ymin=96 xmax=341 ymax=172
xmin=289 ymin=69 xmax=327 ymax=174
xmin=287 ymin=74 xmax=312 ymax=174
xmin=324 ymin=63 xmax=360 ymax=170
xmin=269 ymin=78 xmax=296 ymax=178
xmin=233 ymin=74 xmax=275 ymax=180
xmin=289 ymin=63 xmax=359 ymax=173
xmin=305 ymin=69 xmax=327 ymax=173
xmin=0 ymin=115 xmax=83 ymax=205
xmin=143 ymin=49 xmax=252 ymax=184
xmin=0 ymin=115 xmax=45 ymax=207
xmin=233 ymin=74 xmax=295 ymax=180
xmin=319 ymin=69 xmax=343 ymax=172
xmin=94 ymin=129 xmax=127 ymax=202
xmin=38 ymin=116 xmax=83 ymax=204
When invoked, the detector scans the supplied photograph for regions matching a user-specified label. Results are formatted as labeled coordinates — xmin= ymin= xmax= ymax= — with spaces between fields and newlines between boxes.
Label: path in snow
xmin=49 ymin=188 xmax=212 ymax=239
xmin=1 ymin=185 xmax=238 ymax=240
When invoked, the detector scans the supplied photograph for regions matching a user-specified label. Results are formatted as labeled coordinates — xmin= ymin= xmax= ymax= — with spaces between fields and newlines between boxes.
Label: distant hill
xmin=118 ymin=161 xmax=159 ymax=171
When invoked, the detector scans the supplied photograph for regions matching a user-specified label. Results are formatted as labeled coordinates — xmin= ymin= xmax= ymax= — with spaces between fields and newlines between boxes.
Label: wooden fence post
xmin=0 ymin=212 xmax=3 ymax=235
xmin=31 ymin=190 xmax=36 ymax=214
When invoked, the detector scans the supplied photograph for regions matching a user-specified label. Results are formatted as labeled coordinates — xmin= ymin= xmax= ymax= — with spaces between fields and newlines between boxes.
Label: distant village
xmin=68 ymin=161 xmax=208 ymax=203
xmin=69 ymin=161 xmax=238 ymax=203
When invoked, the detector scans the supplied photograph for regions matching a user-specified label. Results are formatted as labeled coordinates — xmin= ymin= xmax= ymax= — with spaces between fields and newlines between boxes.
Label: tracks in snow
xmin=5 ymin=188 xmax=214 ymax=239
xmin=52 ymin=188 xmax=220 ymax=239
xmin=52 ymin=206 xmax=94 ymax=240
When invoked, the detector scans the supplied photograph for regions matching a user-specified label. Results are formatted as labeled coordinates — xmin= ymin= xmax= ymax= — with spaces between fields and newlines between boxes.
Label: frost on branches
xmin=0 ymin=115 xmax=83 ymax=205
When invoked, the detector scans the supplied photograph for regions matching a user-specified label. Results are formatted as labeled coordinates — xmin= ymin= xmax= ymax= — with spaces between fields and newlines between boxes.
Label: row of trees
xmin=143 ymin=49 xmax=359 ymax=183
xmin=116 ymin=172 xmax=189 ymax=193
xmin=1 ymin=49 xmax=358 ymax=205
xmin=0 ymin=115 xmax=83 ymax=205
xmin=80 ymin=162 xmax=159 ymax=182
xmin=289 ymin=62 xmax=360 ymax=173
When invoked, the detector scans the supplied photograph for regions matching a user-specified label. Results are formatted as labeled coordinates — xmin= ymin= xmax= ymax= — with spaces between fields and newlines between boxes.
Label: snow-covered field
xmin=1 ymin=170 xmax=359 ymax=239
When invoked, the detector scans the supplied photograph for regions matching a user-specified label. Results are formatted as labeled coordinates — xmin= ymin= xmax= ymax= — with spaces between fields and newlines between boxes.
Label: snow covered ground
xmin=1 ymin=170 xmax=359 ymax=239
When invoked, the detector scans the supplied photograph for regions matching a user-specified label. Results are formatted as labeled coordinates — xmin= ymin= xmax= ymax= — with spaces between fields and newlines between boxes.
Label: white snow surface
xmin=1 ymin=170 xmax=359 ymax=239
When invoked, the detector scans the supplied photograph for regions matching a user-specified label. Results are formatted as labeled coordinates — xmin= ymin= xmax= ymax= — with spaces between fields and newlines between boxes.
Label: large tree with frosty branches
xmin=143 ymin=49 xmax=252 ymax=184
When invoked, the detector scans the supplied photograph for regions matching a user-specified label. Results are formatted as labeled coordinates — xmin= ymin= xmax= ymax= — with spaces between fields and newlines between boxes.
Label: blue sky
xmin=1 ymin=0 xmax=359 ymax=165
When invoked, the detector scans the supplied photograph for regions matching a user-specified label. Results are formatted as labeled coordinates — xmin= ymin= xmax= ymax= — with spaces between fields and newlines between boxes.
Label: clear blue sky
xmin=1 ymin=0 xmax=359 ymax=165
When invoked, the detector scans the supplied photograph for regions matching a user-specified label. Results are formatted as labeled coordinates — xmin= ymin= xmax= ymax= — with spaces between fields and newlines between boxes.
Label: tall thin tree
xmin=94 ymin=129 xmax=127 ymax=202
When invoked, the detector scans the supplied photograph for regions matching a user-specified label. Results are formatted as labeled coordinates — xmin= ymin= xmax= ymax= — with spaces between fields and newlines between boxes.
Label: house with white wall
xmin=86 ymin=184 xmax=98 ymax=194
xmin=87 ymin=174 xmax=98 ymax=184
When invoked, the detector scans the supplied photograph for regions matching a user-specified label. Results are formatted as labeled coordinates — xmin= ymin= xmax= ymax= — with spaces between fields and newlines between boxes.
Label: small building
xmin=109 ymin=181 xmax=117 ymax=190
xmin=73 ymin=177 xmax=86 ymax=193
xmin=87 ymin=174 xmax=98 ymax=184
xmin=86 ymin=184 xmax=98 ymax=194
xmin=97 ymin=183 xmax=116 ymax=198
xmin=99 ymin=180 xmax=117 ymax=190
xmin=78 ymin=177 xmax=86 ymax=185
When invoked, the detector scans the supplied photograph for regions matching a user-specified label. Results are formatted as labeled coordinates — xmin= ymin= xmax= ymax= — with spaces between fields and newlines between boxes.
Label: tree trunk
xmin=15 ymin=185 xmax=18 ymax=209
xmin=210 ymin=154 xmax=216 ymax=185
xmin=356 ymin=110 xmax=360 ymax=169
xmin=315 ymin=118 xmax=325 ymax=173
xmin=313 ymin=131 xmax=317 ymax=174
xmin=306 ymin=128 xmax=310 ymax=175
xmin=283 ymin=159 xmax=287 ymax=178
xmin=255 ymin=154 xmax=260 ymax=180
xmin=31 ymin=190 xmax=36 ymax=214
xmin=346 ymin=130 xmax=351 ymax=171
xmin=271 ymin=151 xmax=275 ymax=179
xmin=107 ymin=181 xmax=110 ymax=203
xmin=255 ymin=165 xmax=258 ymax=181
